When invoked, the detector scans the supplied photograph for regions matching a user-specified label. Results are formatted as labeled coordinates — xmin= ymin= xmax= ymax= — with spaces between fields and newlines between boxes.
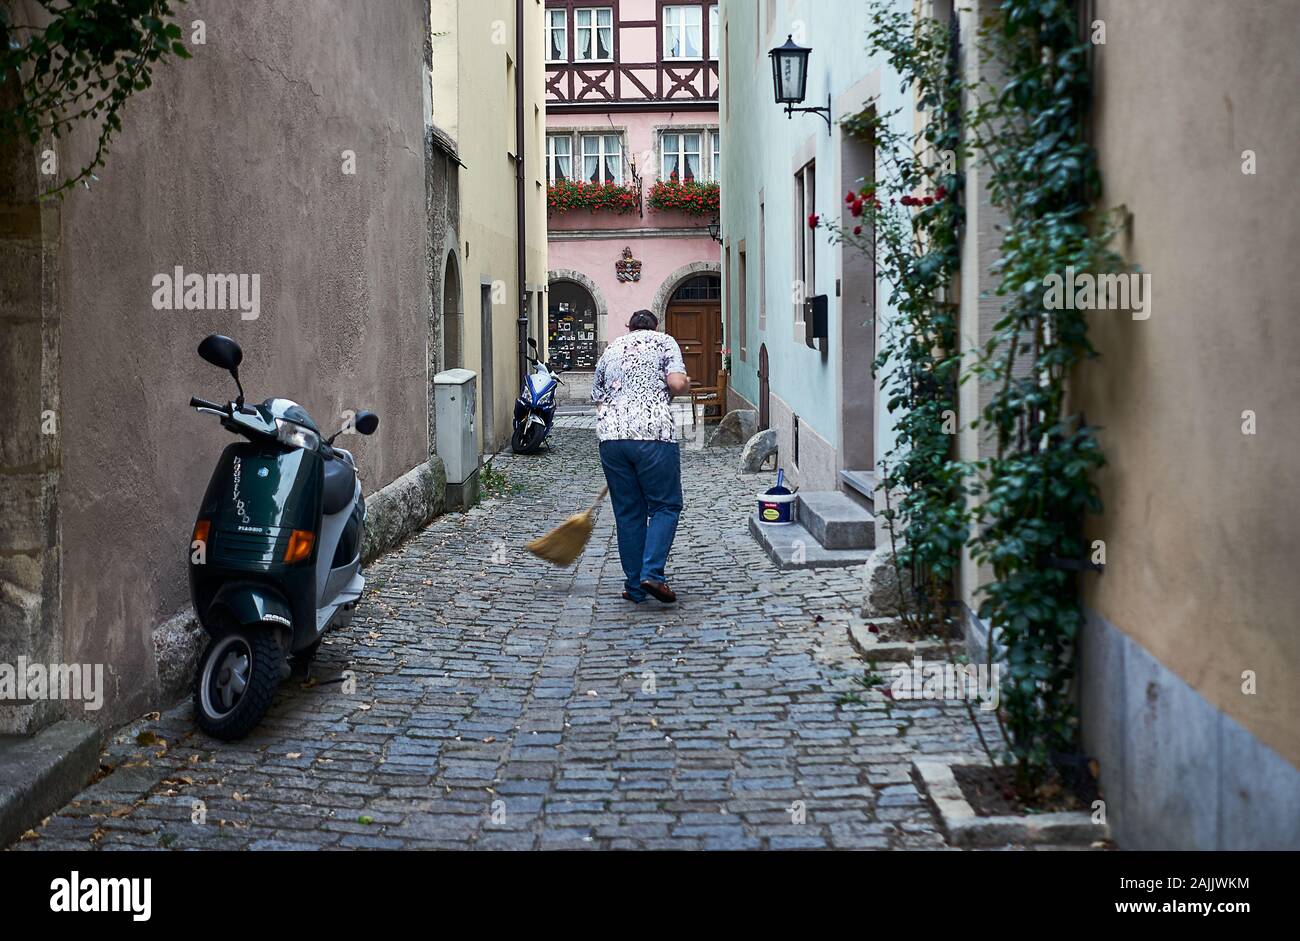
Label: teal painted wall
xmin=719 ymin=0 xmax=911 ymax=464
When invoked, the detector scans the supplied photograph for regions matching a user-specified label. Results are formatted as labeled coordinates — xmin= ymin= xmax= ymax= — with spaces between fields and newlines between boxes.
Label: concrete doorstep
xmin=0 ymin=720 xmax=101 ymax=848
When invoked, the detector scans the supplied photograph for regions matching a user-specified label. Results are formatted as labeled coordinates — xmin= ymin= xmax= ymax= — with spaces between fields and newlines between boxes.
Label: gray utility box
xmin=434 ymin=368 xmax=479 ymax=510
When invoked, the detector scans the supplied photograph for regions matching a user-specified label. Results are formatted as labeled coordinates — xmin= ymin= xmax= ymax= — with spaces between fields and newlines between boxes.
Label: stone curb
xmin=912 ymin=755 xmax=1109 ymax=848
xmin=362 ymin=456 xmax=448 ymax=564
xmin=0 ymin=720 xmax=101 ymax=848
xmin=847 ymin=619 xmax=948 ymax=663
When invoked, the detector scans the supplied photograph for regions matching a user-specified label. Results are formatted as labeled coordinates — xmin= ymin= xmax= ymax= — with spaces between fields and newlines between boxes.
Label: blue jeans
xmin=599 ymin=439 xmax=683 ymax=600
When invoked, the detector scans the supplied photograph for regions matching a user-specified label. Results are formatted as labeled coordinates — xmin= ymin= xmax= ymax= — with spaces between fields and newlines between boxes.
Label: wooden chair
xmin=689 ymin=371 xmax=729 ymax=425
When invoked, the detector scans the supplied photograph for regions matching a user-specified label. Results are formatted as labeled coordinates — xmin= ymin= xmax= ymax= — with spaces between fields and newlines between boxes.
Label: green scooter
xmin=187 ymin=335 xmax=378 ymax=739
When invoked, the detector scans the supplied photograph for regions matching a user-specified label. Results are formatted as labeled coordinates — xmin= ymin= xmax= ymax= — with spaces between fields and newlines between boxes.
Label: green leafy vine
xmin=0 ymin=0 xmax=192 ymax=198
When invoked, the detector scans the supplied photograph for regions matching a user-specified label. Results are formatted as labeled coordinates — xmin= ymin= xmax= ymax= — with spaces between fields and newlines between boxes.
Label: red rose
xmin=807 ymin=213 xmax=819 ymax=228
xmin=853 ymin=225 xmax=862 ymax=235
xmin=845 ymin=192 xmax=855 ymax=204
xmin=935 ymin=185 xmax=948 ymax=200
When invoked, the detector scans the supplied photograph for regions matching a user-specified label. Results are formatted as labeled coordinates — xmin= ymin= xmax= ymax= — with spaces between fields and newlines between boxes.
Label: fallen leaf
xmin=286 ymin=753 xmax=302 ymax=760
xmin=135 ymin=731 xmax=161 ymax=746
xmin=19 ymin=829 xmax=39 ymax=841
xmin=482 ymin=736 xmax=495 ymax=743
xmin=109 ymin=806 xmax=134 ymax=818
xmin=358 ymin=815 xmax=374 ymax=825
xmin=232 ymin=792 xmax=244 ymax=802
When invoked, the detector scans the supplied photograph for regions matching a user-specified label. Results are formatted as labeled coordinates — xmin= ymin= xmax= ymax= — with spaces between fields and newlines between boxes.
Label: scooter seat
xmin=322 ymin=453 xmax=356 ymax=515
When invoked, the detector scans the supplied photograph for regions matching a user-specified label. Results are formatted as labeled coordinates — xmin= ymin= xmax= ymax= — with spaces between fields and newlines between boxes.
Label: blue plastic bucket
xmin=757 ymin=491 xmax=796 ymax=524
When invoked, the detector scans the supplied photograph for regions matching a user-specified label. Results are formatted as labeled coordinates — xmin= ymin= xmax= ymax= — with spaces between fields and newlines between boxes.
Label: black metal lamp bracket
xmin=784 ymin=94 xmax=832 ymax=135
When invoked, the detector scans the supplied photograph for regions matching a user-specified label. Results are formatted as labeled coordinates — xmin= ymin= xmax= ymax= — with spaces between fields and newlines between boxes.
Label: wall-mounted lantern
xmin=768 ymin=35 xmax=831 ymax=135
xmin=707 ymin=214 xmax=722 ymax=243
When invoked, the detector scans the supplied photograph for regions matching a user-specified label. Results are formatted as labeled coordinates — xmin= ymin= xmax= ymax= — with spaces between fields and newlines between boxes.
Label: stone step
xmin=748 ymin=514 xmax=874 ymax=570
xmin=796 ymin=490 xmax=875 ymax=550
xmin=839 ymin=468 xmax=877 ymax=514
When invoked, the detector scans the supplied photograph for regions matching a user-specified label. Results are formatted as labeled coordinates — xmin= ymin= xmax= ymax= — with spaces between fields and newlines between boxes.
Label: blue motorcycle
xmin=511 ymin=338 xmax=563 ymax=454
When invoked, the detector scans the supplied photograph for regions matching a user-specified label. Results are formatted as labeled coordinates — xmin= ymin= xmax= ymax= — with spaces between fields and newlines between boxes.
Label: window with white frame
xmin=545 ymin=9 xmax=567 ymax=62
xmin=709 ymin=5 xmax=719 ymax=60
xmin=546 ymin=134 xmax=572 ymax=183
xmin=575 ymin=8 xmax=613 ymax=61
xmin=661 ymin=131 xmax=701 ymax=182
xmin=581 ymin=134 xmax=622 ymax=183
xmin=663 ymin=5 xmax=703 ymax=60
xmin=660 ymin=129 xmax=720 ymax=182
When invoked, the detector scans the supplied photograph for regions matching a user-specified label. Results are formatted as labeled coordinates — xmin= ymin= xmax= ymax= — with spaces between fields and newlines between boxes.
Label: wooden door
xmin=667 ymin=302 xmax=721 ymax=389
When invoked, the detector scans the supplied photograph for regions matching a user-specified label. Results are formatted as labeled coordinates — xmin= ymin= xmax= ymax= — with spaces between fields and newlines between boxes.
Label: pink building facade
xmin=544 ymin=0 xmax=722 ymax=389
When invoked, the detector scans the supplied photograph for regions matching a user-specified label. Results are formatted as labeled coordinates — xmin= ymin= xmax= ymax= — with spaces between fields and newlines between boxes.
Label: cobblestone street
xmin=13 ymin=425 xmax=993 ymax=851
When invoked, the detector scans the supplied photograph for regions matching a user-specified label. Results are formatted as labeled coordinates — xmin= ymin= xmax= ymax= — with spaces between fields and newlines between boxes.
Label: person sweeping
xmin=529 ymin=309 xmax=689 ymax=603
xmin=592 ymin=310 xmax=689 ymax=603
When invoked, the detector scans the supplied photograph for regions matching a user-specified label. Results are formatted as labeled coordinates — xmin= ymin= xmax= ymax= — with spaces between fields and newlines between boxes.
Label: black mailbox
xmin=803 ymin=294 xmax=828 ymax=349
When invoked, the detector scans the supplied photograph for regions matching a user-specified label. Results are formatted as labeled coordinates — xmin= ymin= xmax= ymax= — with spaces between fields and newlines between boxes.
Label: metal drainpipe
xmin=515 ymin=0 xmax=528 ymax=390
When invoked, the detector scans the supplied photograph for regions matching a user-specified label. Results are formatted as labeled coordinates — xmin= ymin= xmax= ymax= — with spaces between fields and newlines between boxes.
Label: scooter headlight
xmin=275 ymin=418 xmax=321 ymax=451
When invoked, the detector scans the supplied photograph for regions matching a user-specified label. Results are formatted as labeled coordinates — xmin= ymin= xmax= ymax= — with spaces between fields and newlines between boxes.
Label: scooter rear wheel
xmin=511 ymin=421 xmax=547 ymax=454
xmin=193 ymin=627 xmax=281 ymax=740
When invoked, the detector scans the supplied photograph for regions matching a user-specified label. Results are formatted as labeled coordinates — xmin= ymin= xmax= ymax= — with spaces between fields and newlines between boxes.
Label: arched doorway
xmin=547 ymin=279 xmax=600 ymax=371
xmin=442 ymin=252 xmax=462 ymax=369
xmin=664 ymin=274 xmax=722 ymax=390
xmin=758 ymin=343 xmax=770 ymax=430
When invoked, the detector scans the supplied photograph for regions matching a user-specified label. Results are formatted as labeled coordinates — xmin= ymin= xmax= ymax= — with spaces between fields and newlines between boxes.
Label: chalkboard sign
xmin=547 ymin=303 xmax=597 ymax=371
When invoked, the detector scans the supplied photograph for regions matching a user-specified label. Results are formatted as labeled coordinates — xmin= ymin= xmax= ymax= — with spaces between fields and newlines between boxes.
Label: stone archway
xmin=650 ymin=260 xmax=722 ymax=328
xmin=548 ymin=267 xmax=609 ymax=359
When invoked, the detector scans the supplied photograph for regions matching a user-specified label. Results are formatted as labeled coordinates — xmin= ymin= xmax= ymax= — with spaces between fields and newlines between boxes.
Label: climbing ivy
xmin=0 ymin=0 xmax=192 ymax=198
xmin=829 ymin=1 xmax=967 ymax=635
xmin=834 ymin=0 xmax=1127 ymax=796
xmin=964 ymin=0 xmax=1124 ymax=791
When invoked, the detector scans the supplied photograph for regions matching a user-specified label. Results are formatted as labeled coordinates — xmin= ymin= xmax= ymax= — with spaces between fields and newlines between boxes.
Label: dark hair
xmin=627 ymin=309 xmax=658 ymax=331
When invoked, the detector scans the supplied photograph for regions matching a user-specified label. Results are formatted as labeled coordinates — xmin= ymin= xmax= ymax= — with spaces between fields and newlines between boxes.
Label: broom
xmin=527 ymin=486 xmax=609 ymax=566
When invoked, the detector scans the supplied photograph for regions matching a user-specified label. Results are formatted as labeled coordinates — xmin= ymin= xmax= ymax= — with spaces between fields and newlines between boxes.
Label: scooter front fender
xmin=209 ymin=583 xmax=294 ymax=640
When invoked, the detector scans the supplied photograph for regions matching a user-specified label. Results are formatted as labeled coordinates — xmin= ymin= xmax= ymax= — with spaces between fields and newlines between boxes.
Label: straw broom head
xmin=527 ymin=486 xmax=608 ymax=566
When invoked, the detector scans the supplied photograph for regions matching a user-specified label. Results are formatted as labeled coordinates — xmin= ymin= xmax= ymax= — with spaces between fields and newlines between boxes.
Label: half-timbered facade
xmin=545 ymin=0 xmax=722 ymax=397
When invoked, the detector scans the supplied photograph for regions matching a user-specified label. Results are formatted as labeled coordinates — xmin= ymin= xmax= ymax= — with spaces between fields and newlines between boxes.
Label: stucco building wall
xmin=1 ymin=0 xmax=443 ymax=733
xmin=1071 ymin=0 xmax=1300 ymax=846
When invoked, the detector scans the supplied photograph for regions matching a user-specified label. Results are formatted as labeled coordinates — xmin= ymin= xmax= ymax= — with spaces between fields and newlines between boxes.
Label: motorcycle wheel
xmin=511 ymin=421 xmax=547 ymax=454
xmin=193 ymin=626 xmax=281 ymax=740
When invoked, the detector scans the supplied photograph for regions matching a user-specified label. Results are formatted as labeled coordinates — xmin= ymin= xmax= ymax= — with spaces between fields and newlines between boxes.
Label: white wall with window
xmin=663 ymin=5 xmax=703 ymax=60
xmin=660 ymin=128 xmax=720 ymax=182
xmin=575 ymin=7 xmax=613 ymax=61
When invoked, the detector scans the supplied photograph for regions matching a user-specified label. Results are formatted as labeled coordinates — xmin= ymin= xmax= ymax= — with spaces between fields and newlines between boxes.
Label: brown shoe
xmin=640 ymin=580 xmax=677 ymax=604
xmin=621 ymin=590 xmax=644 ymax=603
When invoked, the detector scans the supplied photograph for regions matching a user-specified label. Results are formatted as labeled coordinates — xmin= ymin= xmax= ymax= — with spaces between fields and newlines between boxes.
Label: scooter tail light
xmin=284 ymin=529 xmax=315 ymax=564
xmin=191 ymin=519 xmax=211 ymax=547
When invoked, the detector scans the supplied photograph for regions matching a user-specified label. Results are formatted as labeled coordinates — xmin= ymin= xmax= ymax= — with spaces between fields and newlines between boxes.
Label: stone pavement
xmin=10 ymin=425 xmax=996 ymax=851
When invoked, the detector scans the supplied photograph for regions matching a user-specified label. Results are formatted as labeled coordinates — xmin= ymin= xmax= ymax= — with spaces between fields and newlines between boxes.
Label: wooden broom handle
xmin=588 ymin=486 xmax=609 ymax=513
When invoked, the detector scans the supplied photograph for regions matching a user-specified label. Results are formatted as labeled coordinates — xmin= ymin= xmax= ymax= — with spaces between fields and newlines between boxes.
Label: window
xmin=545 ymin=9 xmax=567 ymax=62
xmin=796 ymin=160 xmax=816 ymax=316
xmin=758 ymin=196 xmax=766 ymax=331
xmin=661 ymin=132 xmax=701 ymax=182
xmin=663 ymin=5 xmax=703 ymax=60
xmin=661 ymin=129 xmax=720 ymax=182
xmin=581 ymin=134 xmax=622 ymax=183
xmin=738 ymin=242 xmax=748 ymax=359
xmin=709 ymin=5 xmax=719 ymax=60
xmin=546 ymin=134 xmax=572 ymax=183
xmin=575 ymin=8 xmax=613 ymax=61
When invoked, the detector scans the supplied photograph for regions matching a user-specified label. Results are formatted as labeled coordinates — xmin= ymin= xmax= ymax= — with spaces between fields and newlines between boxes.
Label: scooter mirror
xmin=527 ymin=337 xmax=538 ymax=349
xmin=354 ymin=410 xmax=379 ymax=435
xmin=198 ymin=335 xmax=243 ymax=372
